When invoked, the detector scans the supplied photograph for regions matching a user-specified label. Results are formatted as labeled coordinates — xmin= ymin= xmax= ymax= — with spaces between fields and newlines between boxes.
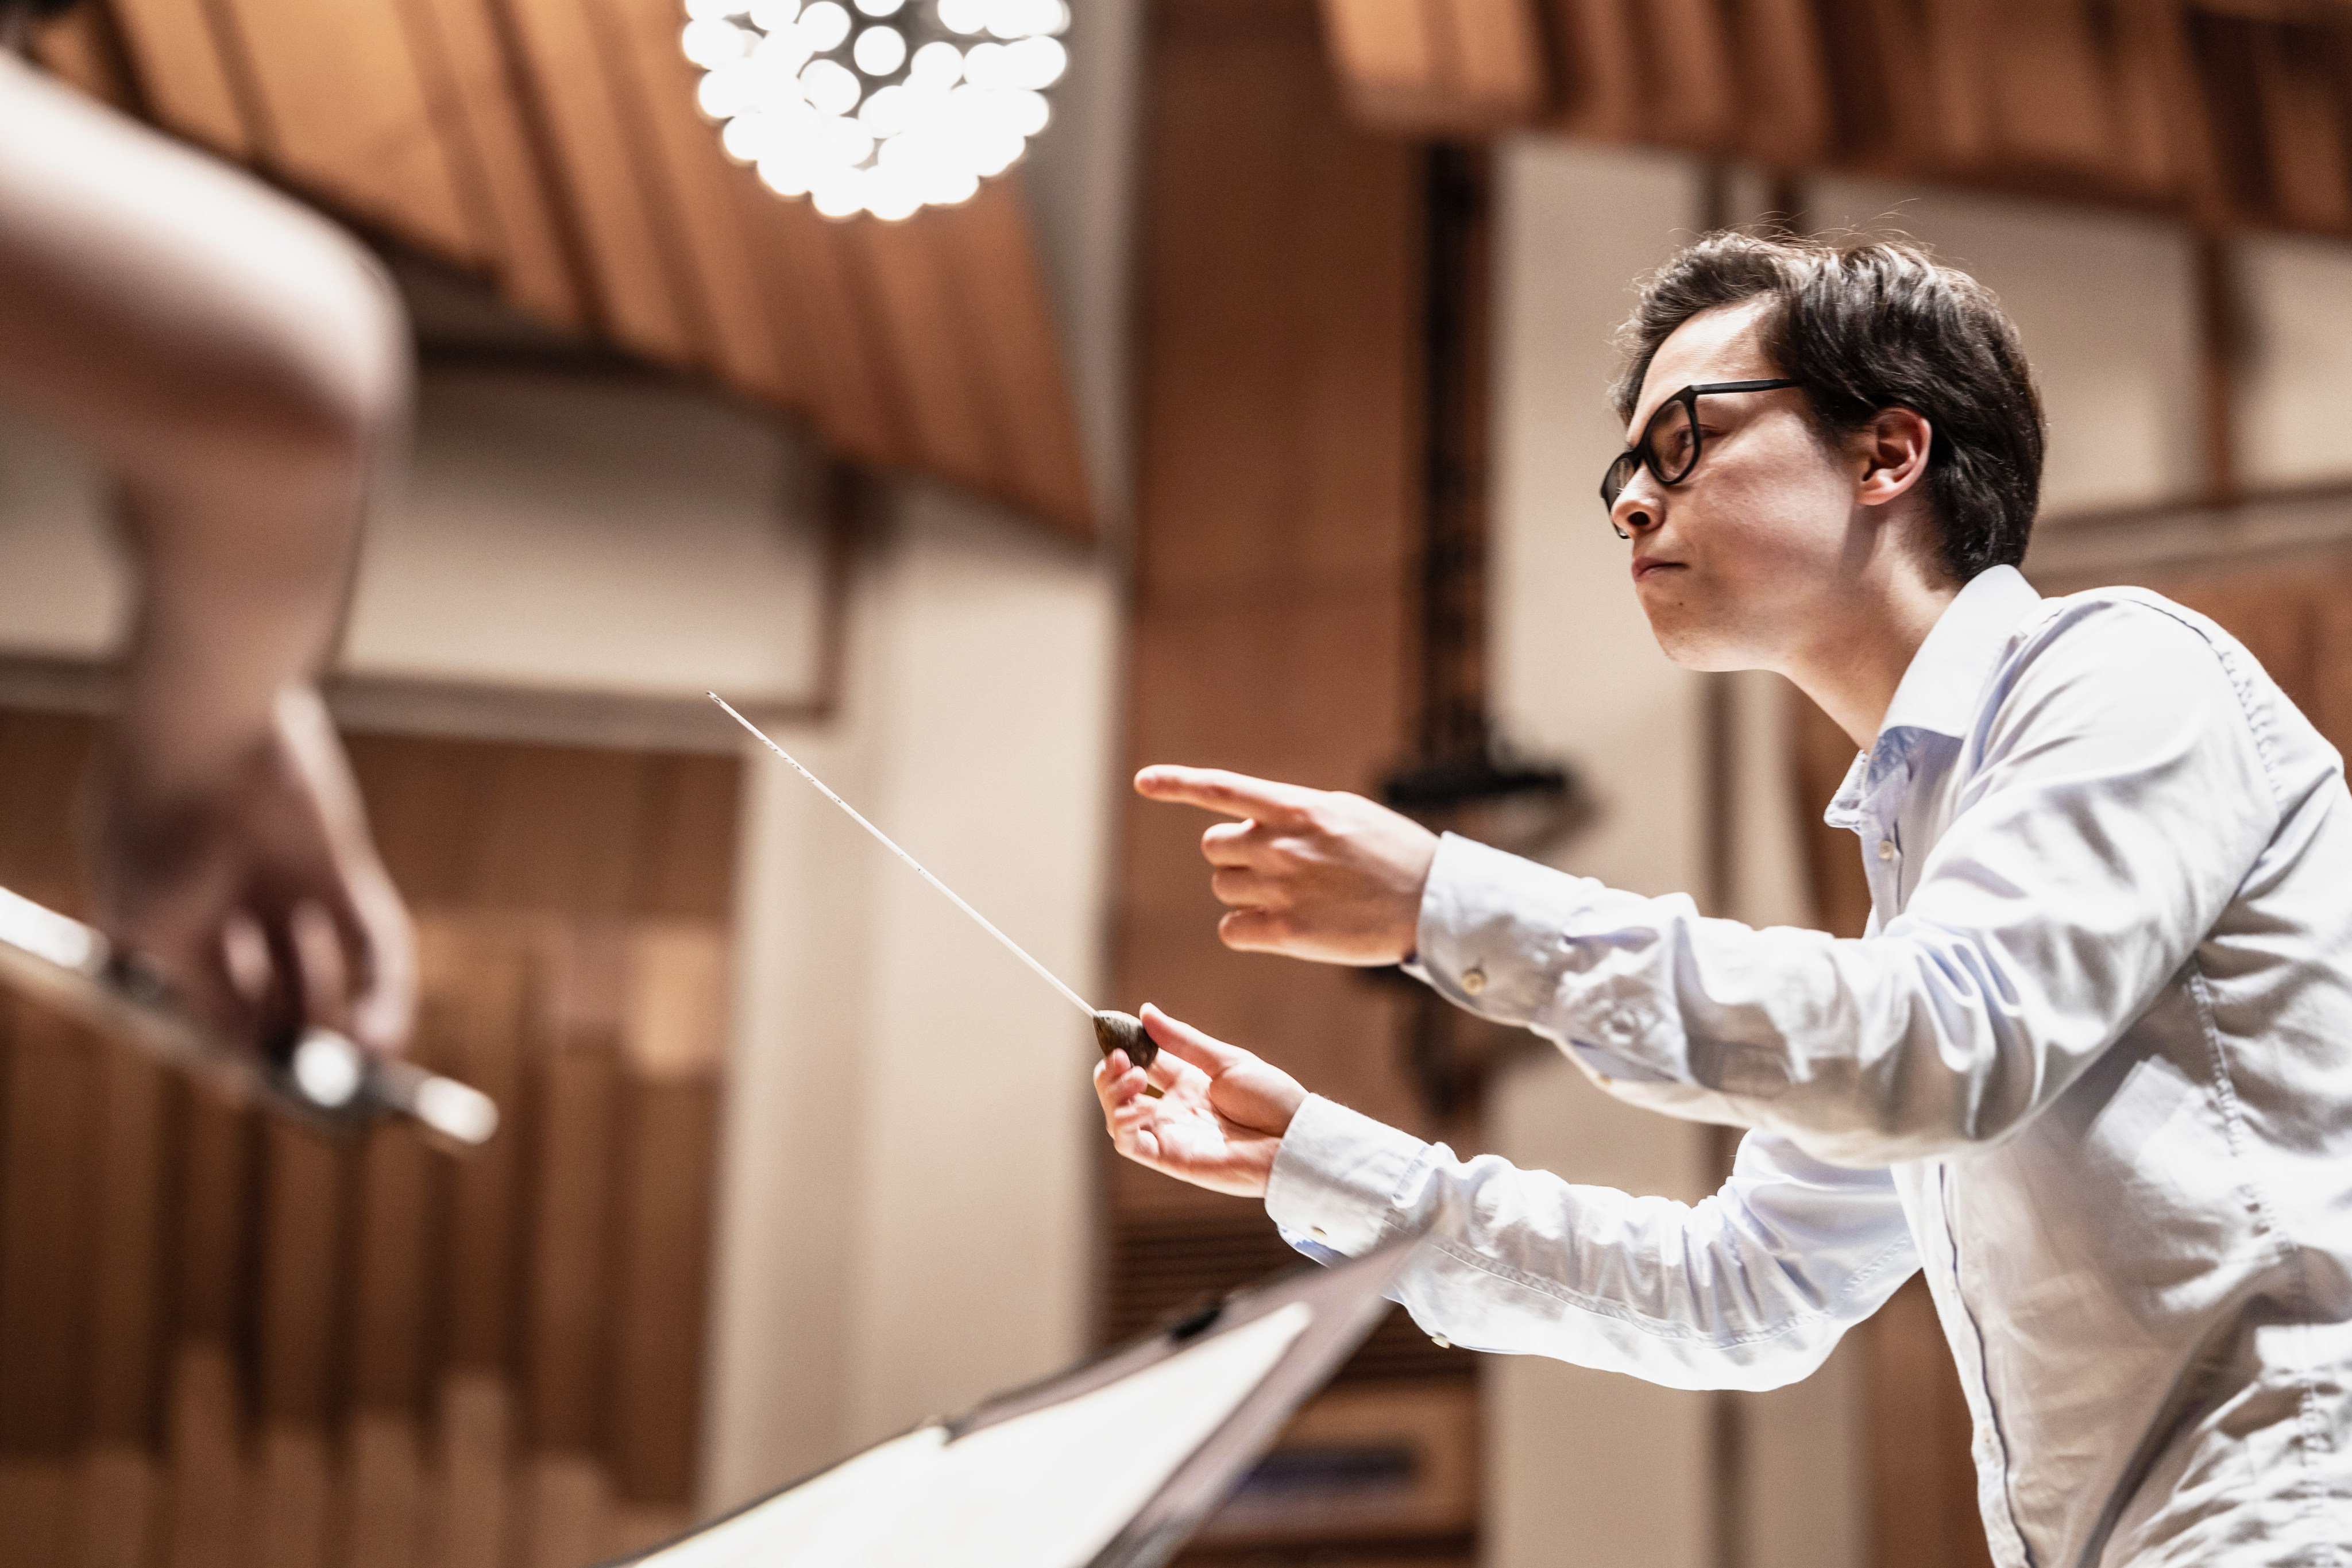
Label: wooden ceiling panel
xmin=399 ymin=0 xmax=589 ymax=326
xmin=1638 ymin=0 xmax=1737 ymax=147
xmin=105 ymin=0 xmax=254 ymax=156
xmin=2250 ymin=20 xmax=2352 ymax=229
xmin=604 ymin=0 xmax=797 ymax=401
xmin=29 ymin=6 xmax=138 ymax=112
xmin=1984 ymin=0 xmax=2121 ymax=178
xmin=851 ymin=213 xmax=1006 ymax=493
xmin=46 ymin=0 xmax=1099 ymax=541
xmin=1317 ymin=0 xmax=1440 ymax=121
xmin=1323 ymin=0 xmax=2352 ymax=239
xmin=495 ymin=0 xmax=710 ymax=363
xmin=1544 ymin=0 xmax=1640 ymax=138
xmin=1436 ymin=0 xmax=1548 ymax=123
xmin=729 ymin=181 xmax=910 ymax=463
xmin=213 ymin=0 xmax=482 ymax=260
xmin=1728 ymin=0 xmax=1834 ymax=164
xmin=928 ymin=178 xmax=1094 ymax=535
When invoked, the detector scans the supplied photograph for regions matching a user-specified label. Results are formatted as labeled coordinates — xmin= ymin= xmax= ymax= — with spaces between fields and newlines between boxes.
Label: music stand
xmin=609 ymin=1236 xmax=1419 ymax=1568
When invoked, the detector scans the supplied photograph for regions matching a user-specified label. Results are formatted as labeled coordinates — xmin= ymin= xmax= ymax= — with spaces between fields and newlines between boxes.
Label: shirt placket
xmin=1866 ymin=743 xmax=2031 ymax=1567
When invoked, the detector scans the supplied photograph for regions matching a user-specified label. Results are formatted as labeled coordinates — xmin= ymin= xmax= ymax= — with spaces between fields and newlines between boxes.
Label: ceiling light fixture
xmin=682 ymin=0 xmax=1071 ymax=222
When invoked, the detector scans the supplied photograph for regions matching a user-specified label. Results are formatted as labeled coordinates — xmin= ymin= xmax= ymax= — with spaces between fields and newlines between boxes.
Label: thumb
xmin=1139 ymin=1003 xmax=1249 ymax=1076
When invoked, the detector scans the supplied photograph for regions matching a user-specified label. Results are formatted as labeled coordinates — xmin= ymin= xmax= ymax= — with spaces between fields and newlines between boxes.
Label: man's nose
xmin=1611 ymin=475 xmax=1662 ymax=539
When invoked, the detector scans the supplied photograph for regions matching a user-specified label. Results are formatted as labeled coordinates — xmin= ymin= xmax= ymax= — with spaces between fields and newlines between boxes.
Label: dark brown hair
xmin=1611 ymin=232 xmax=2045 ymax=582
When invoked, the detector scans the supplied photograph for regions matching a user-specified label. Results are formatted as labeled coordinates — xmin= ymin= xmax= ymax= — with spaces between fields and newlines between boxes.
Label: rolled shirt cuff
xmin=1264 ymin=1094 xmax=1434 ymax=1256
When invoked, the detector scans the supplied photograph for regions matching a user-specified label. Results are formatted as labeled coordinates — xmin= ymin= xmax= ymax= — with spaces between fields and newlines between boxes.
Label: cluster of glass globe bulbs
xmin=683 ymin=0 xmax=1069 ymax=221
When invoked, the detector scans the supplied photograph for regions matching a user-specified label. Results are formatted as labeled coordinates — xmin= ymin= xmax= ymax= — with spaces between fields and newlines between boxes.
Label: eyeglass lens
xmin=1600 ymin=396 xmax=1698 ymax=509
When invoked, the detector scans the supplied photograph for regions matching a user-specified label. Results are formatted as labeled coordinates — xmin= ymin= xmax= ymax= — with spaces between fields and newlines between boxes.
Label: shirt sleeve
xmin=1411 ymin=600 xmax=2285 ymax=1166
xmin=1264 ymin=1096 xmax=1918 ymax=1391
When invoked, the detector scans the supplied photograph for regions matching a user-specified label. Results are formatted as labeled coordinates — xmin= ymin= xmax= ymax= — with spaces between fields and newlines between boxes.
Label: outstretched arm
xmin=0 ymin=55 xmax=414 ymax=1054
xmin=1138 ymin=599 xmax=2281 ymax=1165
xmin=1094 ymin=1007 xmax=1917 ymax=1391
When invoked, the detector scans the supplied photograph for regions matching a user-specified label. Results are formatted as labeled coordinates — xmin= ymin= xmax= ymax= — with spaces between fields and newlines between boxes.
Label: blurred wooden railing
xmin=1319 ymin=0 xmax=2352 ymax=237
xmin=0 ymin=713 xmax=737 ymax=1568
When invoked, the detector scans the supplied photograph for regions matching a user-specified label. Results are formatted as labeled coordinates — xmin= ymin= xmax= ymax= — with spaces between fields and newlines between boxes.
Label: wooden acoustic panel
xmin=214 ymin=0 xmax=483 ymax=258
xmin=1119 ymin=0 xmax=1428 ymax=1229
xmin=0 ymin=713 xmax=740 ymax=1568
xmin=1317 ymin=0 xmax=2352 ymax=240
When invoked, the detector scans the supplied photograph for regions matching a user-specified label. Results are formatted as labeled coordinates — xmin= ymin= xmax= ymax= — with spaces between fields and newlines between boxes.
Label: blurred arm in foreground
xmin=0 ymin=43 xmax=414 ymax=1057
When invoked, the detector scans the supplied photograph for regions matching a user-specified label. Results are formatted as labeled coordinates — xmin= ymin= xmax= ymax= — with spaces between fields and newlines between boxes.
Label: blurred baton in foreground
xmin=0 ymin=882 xmax=498 ymax=1149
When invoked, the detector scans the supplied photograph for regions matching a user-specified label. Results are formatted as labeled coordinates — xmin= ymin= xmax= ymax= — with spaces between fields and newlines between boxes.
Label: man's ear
xmin=1852 ymin=408 xmax=1933 ymax=508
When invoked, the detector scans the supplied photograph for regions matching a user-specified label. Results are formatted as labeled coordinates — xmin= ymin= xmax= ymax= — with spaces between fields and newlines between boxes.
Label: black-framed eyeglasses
xmin=1600 ymin=379 xmax=1799 ymax=538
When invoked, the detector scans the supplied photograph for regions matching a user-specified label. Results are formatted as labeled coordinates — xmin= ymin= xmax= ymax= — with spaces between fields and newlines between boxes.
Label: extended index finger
xmin=1134 ymin=765 xmax=1315 ymax=823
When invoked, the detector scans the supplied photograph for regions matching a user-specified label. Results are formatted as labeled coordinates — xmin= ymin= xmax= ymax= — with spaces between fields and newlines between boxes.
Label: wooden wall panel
xmin=0 ymin=719 xmax=736 ymax=1568
xmin=1121 ymin=0 xmax=1427 ymax=1200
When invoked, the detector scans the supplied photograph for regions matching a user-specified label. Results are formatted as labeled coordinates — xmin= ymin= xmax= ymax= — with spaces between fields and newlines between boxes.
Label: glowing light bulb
xmin=682 ymin=17 xmax=752 ymax=67
xmin=961 ymin=40 xmax=1006 ymax=87
xmin=1002 ymin=35 xmax=1064 ymax=88
xmin=909 ymin=40 xmax=964 ymax=85
xmin=852 ymin=24 xmax=907 ymax=75
xmin=800 ymin=56 xmax=862 ymax=114
xmin=937 ymin=0 xmax=988 ymax=34
xmin=986 ymin=0 xmax=1064 ymax=37
xmin=690 ymin=0 xmax=1065 ymax=220
xmin=797 ymin=0 xmax=851 ymax=49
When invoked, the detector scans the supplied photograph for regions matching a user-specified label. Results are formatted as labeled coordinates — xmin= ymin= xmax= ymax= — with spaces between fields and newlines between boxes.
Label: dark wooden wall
xmin=1114 ymin=2 xmax=1480 ymax=1562
xmin=0 ymin=712 xmax=736 ymax=1568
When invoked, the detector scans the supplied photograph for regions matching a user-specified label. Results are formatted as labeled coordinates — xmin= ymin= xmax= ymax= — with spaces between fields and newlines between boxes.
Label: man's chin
xmin=1641 ymin=605 xmax=1747 ymax=673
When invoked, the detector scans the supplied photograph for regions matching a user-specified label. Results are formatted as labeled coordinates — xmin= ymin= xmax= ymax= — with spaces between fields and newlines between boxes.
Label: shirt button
xmin=1876 ymin=839 xmax=1896 ymax=862
xmin=1461 ymin=967 xmax=1487 ymax=997
xmin=1310 ymin=1226 xmax=1330 ymax=1243
xmin=1430 ymin=1334 xmax=1451 ymax=1349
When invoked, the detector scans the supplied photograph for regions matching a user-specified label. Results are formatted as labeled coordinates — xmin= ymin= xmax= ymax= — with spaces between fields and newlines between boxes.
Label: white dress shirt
xmin=1264 ymin=566 xmax=2352 ymax=1567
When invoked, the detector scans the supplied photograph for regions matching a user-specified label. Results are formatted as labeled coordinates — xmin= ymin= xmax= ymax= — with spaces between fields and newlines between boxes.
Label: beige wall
xmin=706 ymin=488 xmax=1114 ymax=1504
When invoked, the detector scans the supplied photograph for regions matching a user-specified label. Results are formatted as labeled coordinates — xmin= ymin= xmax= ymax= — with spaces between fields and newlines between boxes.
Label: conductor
xmin=1095 ymin=234 xmax=2352 ymax=1566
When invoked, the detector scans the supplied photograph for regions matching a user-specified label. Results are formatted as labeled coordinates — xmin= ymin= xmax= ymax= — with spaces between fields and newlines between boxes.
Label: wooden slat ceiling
xmin=1317 ymin=0 xmax=2352 ymax=237
xmin=32 ymin=0 xmax=1094 ymax=539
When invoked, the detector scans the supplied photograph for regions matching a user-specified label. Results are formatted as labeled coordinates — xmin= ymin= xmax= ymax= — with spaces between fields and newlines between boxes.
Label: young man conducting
xmin=1094 ymin=234 xmax=2352 ymax=1565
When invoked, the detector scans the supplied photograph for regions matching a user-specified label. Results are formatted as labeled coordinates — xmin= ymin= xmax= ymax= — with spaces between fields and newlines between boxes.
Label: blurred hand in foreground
xmin=1134 ymin=765 xmax=1438 ymax=966
xmin=88 ymin=686 xmax=414 ymax=1059
xmin=1094 ymin=1004 xmax=1308 ymax=1198
xmin=0 ymin=54 xmax=418 ymax=1061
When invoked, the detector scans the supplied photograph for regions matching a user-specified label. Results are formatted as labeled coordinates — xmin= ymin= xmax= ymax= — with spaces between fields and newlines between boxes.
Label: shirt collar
xmin=1875 ymin=564 xmax=2043 ymax=742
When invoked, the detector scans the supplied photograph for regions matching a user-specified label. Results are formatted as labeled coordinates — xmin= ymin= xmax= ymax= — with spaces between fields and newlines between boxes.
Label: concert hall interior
xmin=1 ymin=3 xmax=2350 ymax=1567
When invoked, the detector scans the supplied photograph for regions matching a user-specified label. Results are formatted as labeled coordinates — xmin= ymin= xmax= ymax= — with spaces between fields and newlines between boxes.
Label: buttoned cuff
xmin=1413 ymin=832 xmax=1611 ymax=1025
xmin=1264 ymin=1095 xmax=1432 ymax=1256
